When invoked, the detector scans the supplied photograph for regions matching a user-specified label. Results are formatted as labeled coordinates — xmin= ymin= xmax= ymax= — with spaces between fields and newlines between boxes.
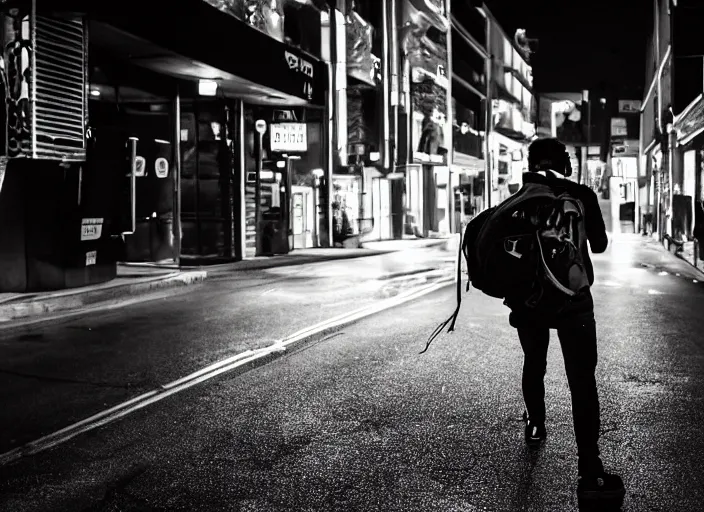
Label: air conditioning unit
xmin=1 ymin=4 xmax=87 ymax=162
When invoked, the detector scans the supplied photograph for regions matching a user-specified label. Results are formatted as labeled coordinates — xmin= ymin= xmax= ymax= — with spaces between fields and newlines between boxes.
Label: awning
xmin=35 ymin=0 xmax=327 ymax=106
xmin=452 ymin=152 xmax=485 ymax=176
xmin=675 ymin=93 xmax=704 ymax=146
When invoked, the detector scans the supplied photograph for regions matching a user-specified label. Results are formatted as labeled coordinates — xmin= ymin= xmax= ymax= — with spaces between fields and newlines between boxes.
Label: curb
xmin=0 ymin=271 xmax=207 ymax=323
xmin=377 ymin=267 xmax=446 ymax=281
xmin=359 ymin=238 xmax=452 ymax=251
xmin=673 ymin=252 xmax=704 ymax=281
xmin=183 ymin=250 xmax=391 ymax=273
xmin=626 ymin=234 xmax=704 ymax=282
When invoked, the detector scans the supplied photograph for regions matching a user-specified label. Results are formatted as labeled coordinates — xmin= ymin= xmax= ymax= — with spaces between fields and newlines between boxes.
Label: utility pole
xmin=484 ymin=17 xmax=492 ymax=210
xmin=580 ymin=89 xmax=591 ymax=185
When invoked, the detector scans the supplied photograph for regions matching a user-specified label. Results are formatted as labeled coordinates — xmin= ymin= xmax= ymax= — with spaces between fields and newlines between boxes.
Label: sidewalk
xmin=0 ymin=242 xmax=452 ymax=327
xmin=675 ymin=240 xmax=704 ymax=276
xmin=180 ymin=247 xmax=391 ymax=273
xmin=0 ymin=266 xmax=207 ymax=325
xmin=608 ymin=232 xmax=704 ymax=282
xmin=360 ymin=236 xmax=454 ymax=252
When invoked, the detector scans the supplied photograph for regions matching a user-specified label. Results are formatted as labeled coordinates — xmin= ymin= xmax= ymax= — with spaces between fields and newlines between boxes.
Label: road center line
xmin=0 ymin=277 xmax=454 ymax=467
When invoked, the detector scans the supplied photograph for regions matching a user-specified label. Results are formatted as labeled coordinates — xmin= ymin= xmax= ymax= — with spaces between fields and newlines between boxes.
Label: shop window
xmin=452 ymin=98 xmax=483 ymax=160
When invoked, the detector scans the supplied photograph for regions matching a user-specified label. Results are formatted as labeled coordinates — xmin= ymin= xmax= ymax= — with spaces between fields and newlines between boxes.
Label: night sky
xmin=486 ymin=0 xmax=652 ymax=97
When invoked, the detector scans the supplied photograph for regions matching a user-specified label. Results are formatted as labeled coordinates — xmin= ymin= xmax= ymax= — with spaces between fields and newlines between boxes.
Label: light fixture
xmin=90 ymin=89 xmax=101 ymax=97
xmin=311 ymin=168 xmax=324 ymax=178
xmin=198 ymin=79 xmax=218 ymax=97
xmin=369 ymin=152 xmax=381 ymax=162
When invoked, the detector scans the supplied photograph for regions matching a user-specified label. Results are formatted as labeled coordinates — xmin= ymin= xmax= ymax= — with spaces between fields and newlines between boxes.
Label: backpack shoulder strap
xmin=420 ymin=229 xmax=465 ymax=354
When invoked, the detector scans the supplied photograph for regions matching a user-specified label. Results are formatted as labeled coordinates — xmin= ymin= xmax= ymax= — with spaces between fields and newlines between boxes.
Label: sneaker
xmin=577 ymin=472 xmax=626 ymax=501
xmin=524 ymin=420 xmax=547 ymax=445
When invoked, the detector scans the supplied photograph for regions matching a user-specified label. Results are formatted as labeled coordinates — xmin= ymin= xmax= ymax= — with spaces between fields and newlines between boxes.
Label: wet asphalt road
xmin=1 ymin=236 xmax=704 ymax=511
xmin=0 ymin=246 xmax=455 ymax=455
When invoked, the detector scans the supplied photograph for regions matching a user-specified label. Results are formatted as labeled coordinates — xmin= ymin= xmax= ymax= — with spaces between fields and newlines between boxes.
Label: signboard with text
xmin=611 ymin=118 xmax=628 ymax=137
xmin=270 ymin=123 xmax=307 ymax=153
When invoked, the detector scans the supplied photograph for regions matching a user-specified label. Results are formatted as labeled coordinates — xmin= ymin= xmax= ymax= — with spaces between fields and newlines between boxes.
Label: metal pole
xmin=382 ymin=0 xmax=391 ymax=171
xmin=236 ymin=99 xmax=246 ymax=259
xmin=329 ymin=6 xmax=338 ymax=174
xmin=668 ymin=125 xmax=675 ymax=237
xmin=445 ymin=0 xmax=454 ymax=233
xmin=255 ymin=132 xmax=262 ymax=256
xmin=584 ymin=96 xmax=591 ymax=185
xmin=484 ymin=17 xmax=492 ymax=210
xmin=172 ymin=88 xmax=182 ymax=266
xmin=390 ymin=0 xmax=399 ymax=168
xmin=325 ymin=7 xmax=335 ymax=247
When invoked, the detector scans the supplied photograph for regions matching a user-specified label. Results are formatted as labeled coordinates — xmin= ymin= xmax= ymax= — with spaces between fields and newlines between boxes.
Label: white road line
xmin=0 ymin=277 xmax=454 ymax=467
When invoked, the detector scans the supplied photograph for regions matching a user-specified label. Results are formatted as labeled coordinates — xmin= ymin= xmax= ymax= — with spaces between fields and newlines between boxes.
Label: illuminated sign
xmin=155 ymin=158 xmax=169 ymax=178
xmin=270 ymin=123 xmax=307 ymax=152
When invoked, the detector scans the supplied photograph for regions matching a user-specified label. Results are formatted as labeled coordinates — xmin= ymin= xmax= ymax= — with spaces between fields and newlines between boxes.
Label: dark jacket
xmin=507 ymin=171 xmax=608 ymax=329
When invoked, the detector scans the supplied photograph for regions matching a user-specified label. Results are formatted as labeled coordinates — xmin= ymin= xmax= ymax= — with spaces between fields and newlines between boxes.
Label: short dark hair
xmin=528 ymin=138 xmax=570 ymax=176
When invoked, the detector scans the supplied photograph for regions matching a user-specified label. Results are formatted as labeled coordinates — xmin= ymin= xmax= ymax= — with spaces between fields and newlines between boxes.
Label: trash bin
xmin=261 ymin=208 xmax=286 ymax=255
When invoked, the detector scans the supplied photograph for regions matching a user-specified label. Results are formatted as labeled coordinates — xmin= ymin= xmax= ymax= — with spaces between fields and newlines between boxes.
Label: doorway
xmin=88 ymin=83 xmax=176 ymax=264
xmin=291 ymin=186 xmax=314 ymax=249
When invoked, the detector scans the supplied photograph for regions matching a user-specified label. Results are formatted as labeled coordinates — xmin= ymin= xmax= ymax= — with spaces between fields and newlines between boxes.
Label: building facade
xmin=0 ymin=0 xmax=329 ymax=292
xmin=641 ymin=0 xmax=704 ymax=261
xmin=450 ymin=0 xmax=489 ymax=233
xmin=485 ymin=12 xmax=536 ymax=207
xmin=0 ymin=0 xmax=539 ymax=293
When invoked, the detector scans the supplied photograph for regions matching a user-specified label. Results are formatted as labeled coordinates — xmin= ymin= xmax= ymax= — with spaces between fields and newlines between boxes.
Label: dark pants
xmin=517 ymin=318 xmax=604 ymax=476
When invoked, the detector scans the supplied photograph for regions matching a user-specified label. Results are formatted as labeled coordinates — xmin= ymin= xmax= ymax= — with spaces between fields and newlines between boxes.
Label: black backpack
xmin=422 ymin=182 xmax=590 ymax=353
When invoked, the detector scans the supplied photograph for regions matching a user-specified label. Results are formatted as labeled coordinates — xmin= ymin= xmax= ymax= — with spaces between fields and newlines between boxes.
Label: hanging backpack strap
xmin=420 ymin=228 xmax=471 ymax=354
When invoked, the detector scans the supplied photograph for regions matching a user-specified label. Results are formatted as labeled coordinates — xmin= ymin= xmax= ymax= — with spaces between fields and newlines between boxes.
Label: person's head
xmin=527 ymin=138 xmax=572 ymax=177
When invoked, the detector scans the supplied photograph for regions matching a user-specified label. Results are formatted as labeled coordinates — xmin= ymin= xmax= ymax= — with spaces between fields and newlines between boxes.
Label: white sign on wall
xmin=611 ymin=117 xmax=628 ymax=137
xmin=155 ymin=157 xmax=169 ymax=178
xmin=81 ymin=218 xmax=103 ymax=241
xmin=134 ymin=156 xmax=146 ymax=177
xmin=85 ymin=251 xmax=97 ymax=266
xmin=270 ymin=123 xmax=307 ymax=152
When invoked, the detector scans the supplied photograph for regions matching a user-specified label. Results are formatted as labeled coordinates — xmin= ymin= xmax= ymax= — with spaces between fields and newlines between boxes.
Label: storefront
xmin=85 ymin=0 xmax=327 ymax=265
xmin=400 ymin=0 xmax=452 ymax=238
xmin=489 ymin=129 xmax=529 ymax=205
xmin=0 ymin=0 xmax=328 ymax=292
xmin=674 ymin=95 xmax=704 ymax=244
xmin=451 ymin=95 xmax=486 ymax=232
xmin=328 ymin=0 xmax=388 ymax=245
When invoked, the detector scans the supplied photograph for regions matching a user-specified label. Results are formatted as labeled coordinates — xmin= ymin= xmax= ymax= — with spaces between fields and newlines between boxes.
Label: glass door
xmin=88 ymin=84 xmax=176 ymax=265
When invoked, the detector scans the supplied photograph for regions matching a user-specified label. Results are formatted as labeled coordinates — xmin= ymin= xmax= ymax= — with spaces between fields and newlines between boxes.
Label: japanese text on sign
xmin=270 ymin=123 xmax=307 ymax=152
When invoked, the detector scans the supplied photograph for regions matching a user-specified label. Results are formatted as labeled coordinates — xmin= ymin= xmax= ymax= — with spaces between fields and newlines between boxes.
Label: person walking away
xmin=505 ymin=138 xmax=625 ymax=503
